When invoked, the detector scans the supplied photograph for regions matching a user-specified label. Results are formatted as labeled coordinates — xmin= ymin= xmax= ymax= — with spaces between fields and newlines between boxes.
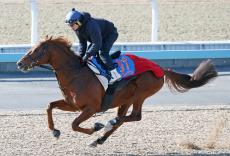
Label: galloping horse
xmin=17 ymin=36 xmax=217 ymax=147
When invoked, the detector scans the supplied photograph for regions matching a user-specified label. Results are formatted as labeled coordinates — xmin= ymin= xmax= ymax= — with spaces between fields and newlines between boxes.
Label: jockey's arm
xmin=86 ymin=22 xmax=102 ymax=57
xmin=76 ymin=33 xmax=87 ymax=57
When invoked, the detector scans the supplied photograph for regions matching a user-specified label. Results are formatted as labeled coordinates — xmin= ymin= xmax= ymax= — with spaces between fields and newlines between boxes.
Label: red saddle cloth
xmin=125 ymin=54 xmax=164 ymax=78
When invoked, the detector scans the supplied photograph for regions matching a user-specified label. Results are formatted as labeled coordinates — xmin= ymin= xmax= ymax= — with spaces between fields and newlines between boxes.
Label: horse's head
xmin=17 ymin=36 xmax=79 ymax=72
xmin=17 ymin=36 xmax=53 ymax=72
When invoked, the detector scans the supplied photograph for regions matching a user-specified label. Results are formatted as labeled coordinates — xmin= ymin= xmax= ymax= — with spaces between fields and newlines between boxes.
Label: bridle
xmin=27 ymin=43 xmax=54 ymax=71
xmin=29 ymin=42 xmax=83 ymax=73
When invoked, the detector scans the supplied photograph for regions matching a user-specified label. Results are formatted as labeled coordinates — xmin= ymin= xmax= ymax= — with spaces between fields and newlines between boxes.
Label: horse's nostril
xmin=17 ymin=62 xmax=22 ymax=66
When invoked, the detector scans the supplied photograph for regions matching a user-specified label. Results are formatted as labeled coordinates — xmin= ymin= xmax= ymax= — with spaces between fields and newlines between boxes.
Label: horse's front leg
xmin=71 ymin=107 xmax=104 ymax=135
xmin=47 ymin=99 xmax=76 ymax=138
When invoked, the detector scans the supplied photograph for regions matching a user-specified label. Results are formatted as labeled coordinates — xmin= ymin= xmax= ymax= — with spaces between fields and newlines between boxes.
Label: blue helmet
xmin=65 ymin=8 xmax=82 ymax=25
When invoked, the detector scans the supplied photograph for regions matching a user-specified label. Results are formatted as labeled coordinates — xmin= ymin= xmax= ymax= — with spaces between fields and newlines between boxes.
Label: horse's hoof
xmin=94 ymin=122 xmax=105 ymax=131
xmin=96 ymin=136 xmax=107 ymax=145
xmin=89 ymin=141 xmax=97 ymax=148
xmin=53 ymin=129 xmax=61 ymax=138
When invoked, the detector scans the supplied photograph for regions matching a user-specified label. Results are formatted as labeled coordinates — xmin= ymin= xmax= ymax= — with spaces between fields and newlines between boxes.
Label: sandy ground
xmin=1 ymin=1 xmax=230 ymax=155
xmin=0 ymin=0 xmax=230 ymax=44
xmin=0 ymin=105 xmax=230 ymax=155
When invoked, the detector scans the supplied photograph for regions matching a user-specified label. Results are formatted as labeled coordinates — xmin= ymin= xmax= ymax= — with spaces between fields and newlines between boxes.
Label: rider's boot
xmin=109 ymin=68 xmax=122 ymax=84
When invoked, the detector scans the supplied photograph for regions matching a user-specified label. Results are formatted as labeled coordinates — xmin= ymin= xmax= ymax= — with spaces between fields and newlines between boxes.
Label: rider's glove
xmin=82 ymin=53 xmax=92 ymax=63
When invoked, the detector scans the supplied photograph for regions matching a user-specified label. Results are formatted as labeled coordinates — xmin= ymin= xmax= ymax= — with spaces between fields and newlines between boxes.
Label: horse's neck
xmin=50 ymin=54 xmax=83 ymax=89
xmin=50 ymin=52 xmax=81 ymax=71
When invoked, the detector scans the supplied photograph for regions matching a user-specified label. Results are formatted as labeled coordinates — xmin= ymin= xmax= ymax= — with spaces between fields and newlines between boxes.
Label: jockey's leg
xmin=99 ymin=29 xmax=118 ymax=69
xmin=99 ymin=32 xmax=121 ymax=83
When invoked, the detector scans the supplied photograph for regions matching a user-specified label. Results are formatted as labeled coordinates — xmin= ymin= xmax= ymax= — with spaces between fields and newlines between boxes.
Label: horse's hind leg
xmin=90 ymin=103 xmax=131 ymax=147
xmin=47 ymin=99 xmax=76 ymax=138
xmin=119 ymin=99 xmax=144 ymax=122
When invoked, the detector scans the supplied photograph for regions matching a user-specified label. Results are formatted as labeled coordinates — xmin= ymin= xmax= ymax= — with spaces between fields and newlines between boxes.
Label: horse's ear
xmin=45 ymin=35 xmax=49 ymax=40
xmin=44 ymin=35 xmax=52 ymax=41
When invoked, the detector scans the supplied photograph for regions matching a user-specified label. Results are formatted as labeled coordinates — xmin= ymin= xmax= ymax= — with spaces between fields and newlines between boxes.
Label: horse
xmin=17 ymin=36 xmax=217 ymax=147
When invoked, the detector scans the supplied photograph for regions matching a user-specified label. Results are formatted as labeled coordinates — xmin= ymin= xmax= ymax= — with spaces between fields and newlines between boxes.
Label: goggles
xmin=65 ymin=19 xmax=82 ymax=27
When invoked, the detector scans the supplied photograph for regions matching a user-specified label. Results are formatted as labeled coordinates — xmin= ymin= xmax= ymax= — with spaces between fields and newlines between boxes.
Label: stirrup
xmin=109 ymin=68 xmax=122 ymax=84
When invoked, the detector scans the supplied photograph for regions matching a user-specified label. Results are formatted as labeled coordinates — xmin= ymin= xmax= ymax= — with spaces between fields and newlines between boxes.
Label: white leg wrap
xmin=104 ymin=118 xmax=117 ymax=133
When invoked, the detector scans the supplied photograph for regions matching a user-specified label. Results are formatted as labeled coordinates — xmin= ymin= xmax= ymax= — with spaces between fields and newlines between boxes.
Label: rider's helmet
xmin=65 ymin=8 xmax=82 ymax=26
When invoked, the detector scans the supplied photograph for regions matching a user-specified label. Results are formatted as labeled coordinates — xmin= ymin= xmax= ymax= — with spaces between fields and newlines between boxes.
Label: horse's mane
xmin=42 ymin=35 xmax=79 ymax=59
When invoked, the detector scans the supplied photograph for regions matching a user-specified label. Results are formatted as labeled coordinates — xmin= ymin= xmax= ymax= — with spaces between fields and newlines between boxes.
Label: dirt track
xmin=0 ymin=0 xmax=230 ymax=44
xmin=1 ymin=1 xmax=230 ymax=155
xmin=0 ymin=106 xmax=229 ymax=155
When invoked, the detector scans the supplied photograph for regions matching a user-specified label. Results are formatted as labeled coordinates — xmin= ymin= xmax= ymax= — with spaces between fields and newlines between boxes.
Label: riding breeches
xmin=99 ymin=31 xmax=118 ymax=70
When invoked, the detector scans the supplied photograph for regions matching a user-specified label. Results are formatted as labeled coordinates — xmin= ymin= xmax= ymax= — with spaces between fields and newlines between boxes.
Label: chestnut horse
xmin=17 ymin=36 xmax=217 ymax=147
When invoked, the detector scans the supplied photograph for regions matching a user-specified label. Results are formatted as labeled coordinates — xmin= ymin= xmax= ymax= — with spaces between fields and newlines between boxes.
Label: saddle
xmin=87 ymin=51 xmax=136 ymax=89
xmin=87 ymin=51 xmax=137 ymax=112
xmin=87 ymin=51 xmax=122 ymax=79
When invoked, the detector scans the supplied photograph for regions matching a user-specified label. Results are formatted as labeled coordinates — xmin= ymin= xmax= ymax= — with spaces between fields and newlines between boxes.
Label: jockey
xmin=65 ymin=8 xmax=121 ymax=84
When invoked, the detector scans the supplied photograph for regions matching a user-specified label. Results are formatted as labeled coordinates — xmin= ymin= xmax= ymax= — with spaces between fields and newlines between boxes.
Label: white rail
xmin=30 ymin=0 xmax=38 ymax=45
xmin=151 ymin=0 xmax=158 ymax=42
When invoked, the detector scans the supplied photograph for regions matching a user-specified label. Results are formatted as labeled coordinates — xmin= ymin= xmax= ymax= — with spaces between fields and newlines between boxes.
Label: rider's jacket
xmin=75 ymin=12 xmax=118 ymax=57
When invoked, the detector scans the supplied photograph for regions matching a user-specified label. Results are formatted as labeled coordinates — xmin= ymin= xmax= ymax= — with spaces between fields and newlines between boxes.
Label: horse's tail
xmin=163 ymin=59 xmax=218 ymax=93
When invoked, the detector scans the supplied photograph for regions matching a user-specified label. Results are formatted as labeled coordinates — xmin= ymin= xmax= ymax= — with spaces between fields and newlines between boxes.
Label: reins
xmin=38 ymin=64 xmax=54 ymax=71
